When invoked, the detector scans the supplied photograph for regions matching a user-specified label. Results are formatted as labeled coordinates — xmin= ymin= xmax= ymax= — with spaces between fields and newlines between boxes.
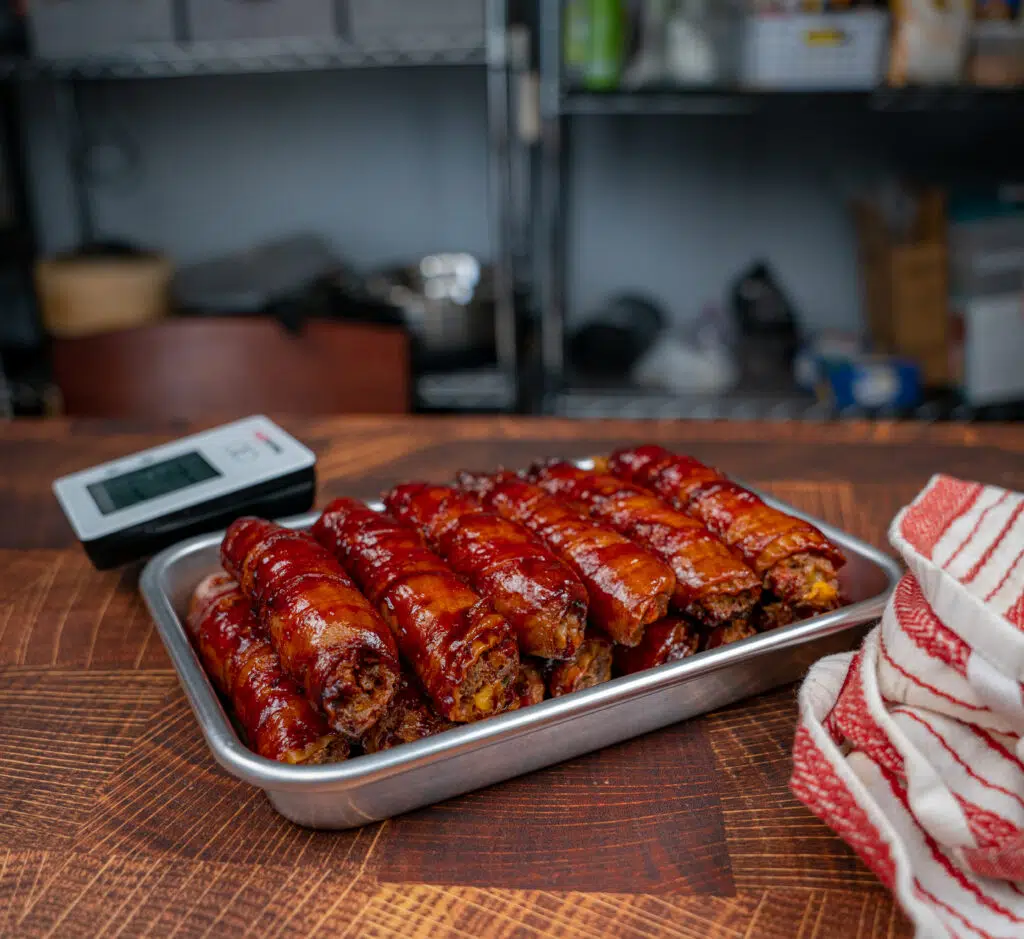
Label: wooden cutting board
xmin=2 ymin=417 xmax=1022 ymax=938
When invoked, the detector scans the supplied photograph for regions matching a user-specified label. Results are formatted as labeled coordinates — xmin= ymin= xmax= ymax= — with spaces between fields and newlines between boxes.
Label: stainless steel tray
xmin=140 ymin=485 xmax=902 ymax=830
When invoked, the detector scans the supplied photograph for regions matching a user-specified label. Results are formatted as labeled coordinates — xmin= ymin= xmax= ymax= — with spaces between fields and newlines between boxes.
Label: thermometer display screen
xmin=87 ymin=451 xmax=221 ymax=515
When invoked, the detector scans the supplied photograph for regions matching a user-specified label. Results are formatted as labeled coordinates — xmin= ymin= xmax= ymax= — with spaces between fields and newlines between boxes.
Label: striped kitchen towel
xmin=791 ymin=474 xmax=1024 ymax=938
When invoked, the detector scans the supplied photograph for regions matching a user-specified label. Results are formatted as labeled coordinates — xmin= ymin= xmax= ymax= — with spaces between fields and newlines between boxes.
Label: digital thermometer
xmin=53 ymin=416 xmax=316 ymax=569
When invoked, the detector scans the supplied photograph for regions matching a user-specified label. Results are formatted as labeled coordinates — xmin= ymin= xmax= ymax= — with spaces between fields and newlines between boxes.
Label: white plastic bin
xmin=961 ymin=293 xmax=1024 ymax=406
xmin=346 ymin=0 xmax=485 ymax=50
xmin=949 ymin=216 xmax=1024 ymax=300
xmin=27 ymin=0 xmax=178 ymax=59
xmin=186 ymin=0 xmax=338 ymax=42
xmin=741 ymin=11 xmax=889 ymax=90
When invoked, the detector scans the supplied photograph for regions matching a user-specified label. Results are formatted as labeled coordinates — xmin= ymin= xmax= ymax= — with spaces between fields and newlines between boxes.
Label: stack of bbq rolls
xmin=185 ymin=446 xmax=846 ymax=765
xmin=604 ymin=446 xmax=846 ymax=627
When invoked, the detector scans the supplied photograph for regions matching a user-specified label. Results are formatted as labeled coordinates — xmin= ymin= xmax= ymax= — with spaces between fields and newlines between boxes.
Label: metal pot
xmin=367 ymin=253 xmax=495 ymax=357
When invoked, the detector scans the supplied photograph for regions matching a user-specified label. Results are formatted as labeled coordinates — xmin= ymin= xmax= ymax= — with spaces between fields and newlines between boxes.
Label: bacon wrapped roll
xmin=529 ymin=461 xmax=761 ymax=627
xmin=703 ymin=619 xmax=758 ymax=651
xmin=313 ymin=498 xmax=519 ymax=723
xmin=612 ymin=617 xmax=702 ymax=676
xmin=221 ymin=518 xmax=400 ymax=739
xmin=384 ymin=483 xmax=587 ymax=660
xmin=456 ymin=471 xmax=674 ymax=647
xmin=754 ymin=593 xmax=798 ymax=632
xmin=607 ymin=446 xmax=845 ymax=613
xmin=361 ymin=673 xmax=455 ymax=754
xmin=514 ymin=661 xmax=547 ymax=709
xmin=544 ymin=636 xmax=614 ymax=697
xmin=187 ymin=573 xmax=348 ymax=764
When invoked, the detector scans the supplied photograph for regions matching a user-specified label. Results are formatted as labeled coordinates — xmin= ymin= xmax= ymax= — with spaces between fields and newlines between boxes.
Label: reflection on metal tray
xmin=140 ymin=467 xmax=901 ymax=830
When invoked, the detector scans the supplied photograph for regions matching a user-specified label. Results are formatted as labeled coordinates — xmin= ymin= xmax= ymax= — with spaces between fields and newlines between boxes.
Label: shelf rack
xmin=0 ymin=36 xmax=487 ymax=80
xmin=536 ymin=5 xmax=1024 ymax=418
xmin=8 ymin=1 xmax=518 ymax=413
xmin=562 ymin=86 xmax=1024 ymax=116
xmin=550 ymin=384 xmax=1024 ymax=424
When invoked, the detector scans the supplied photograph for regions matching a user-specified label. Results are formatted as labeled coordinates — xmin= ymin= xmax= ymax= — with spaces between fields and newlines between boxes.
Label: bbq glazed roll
xmin=514 ymin=661 xmax=547 ymax=709
xmin=754 ymin=593 xmax=798 ymax=632
xmin=613 ymin=617 xmax=701 ymax=677
xmin=361 ymin=673 xmax=455 ymax=754
xmin=455 ymin=471 xmax=674 ymax=647
xmin=313 ymin=498 xmax=519 ymax=723
xmin=544 ymin=636 xmax=614 ymax=698
xmin=607 ymin=446 xmax=845 ymax=613
xmin=385 ymin=483 xmax=588 ymax=660
xmin=187 ymin=574 xmax=348 ymax=765
xmin=529 ymin=462 xmax=761 ymax=628
xmin=703 ymin=619 xmax=758 ymax=651
xmin=221 ymin=518 xmax=401 ymax=739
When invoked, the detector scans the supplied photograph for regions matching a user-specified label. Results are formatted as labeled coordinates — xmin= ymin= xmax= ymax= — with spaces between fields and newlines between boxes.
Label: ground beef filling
xmin=324 ymin=656 xmax=397 ymax=737
xmin=572 ymin=641 xmax=614 ymax=692
xmin=704 ymin=619 xmax=758 ymax=650
xmin=548 ymin=639 xmax=615 ymax=697
xmin=765 ymin=553 xmax=840 ymax=611
xmin=522 ymin=603 xmax=586 ymax=660
xmin=754 ymin=595 xmax=797 ymax=632
xmin=452 ymin=645 xmax=519 ymax=722
xmin=303 ymin=736 xmax=351 ymax=765
xmin=513 ymin=662 xmax=547 ymax=708
xmin=691 ymin=587 xmax=760 ymax=628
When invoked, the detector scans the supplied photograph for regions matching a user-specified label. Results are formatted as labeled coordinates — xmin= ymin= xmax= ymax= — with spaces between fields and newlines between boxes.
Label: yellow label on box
xmin=804 ymin=29 xmax=848 ymax=47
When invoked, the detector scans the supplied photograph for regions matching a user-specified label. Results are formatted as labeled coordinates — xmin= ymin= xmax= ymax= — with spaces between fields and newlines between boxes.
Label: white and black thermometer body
xmin=53 ymin=416 xmax=316 ymax=569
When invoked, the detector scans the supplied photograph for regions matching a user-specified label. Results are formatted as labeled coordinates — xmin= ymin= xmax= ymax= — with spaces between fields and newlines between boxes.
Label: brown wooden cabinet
xmin=52 ymin=317 xmax=411 ymax=420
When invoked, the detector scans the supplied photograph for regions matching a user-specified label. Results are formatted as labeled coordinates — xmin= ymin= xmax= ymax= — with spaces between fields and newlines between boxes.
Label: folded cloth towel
xmin=791 ymin=474 xmax=1024 ymax=938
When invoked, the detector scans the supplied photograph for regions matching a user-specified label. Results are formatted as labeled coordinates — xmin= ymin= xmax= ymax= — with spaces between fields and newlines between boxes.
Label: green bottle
xmin=583 ymin=0 xmax=624 ymax=91
xmin=564 ymin=0 xmax=590 ymax=86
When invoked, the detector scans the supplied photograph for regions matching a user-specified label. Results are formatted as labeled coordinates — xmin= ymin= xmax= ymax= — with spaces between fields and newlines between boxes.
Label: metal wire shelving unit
xmin=536 ymin=5 xmax=1024 ymax=421
xmin=6 ymin=1 xmax=519 ymax=413
xmin=0 ymin=36 xmax=486 ymax=80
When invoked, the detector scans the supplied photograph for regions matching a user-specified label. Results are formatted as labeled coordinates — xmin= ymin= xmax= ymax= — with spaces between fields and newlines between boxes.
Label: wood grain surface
xmin=2 ymin=416 xmax=1022 ymax=939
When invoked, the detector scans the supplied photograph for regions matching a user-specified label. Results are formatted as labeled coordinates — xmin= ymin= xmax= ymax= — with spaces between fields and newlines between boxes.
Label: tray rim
xmin=140 ymin=479 xmax=903 ymax=793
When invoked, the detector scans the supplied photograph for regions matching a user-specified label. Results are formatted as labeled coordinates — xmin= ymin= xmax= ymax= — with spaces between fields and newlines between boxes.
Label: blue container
xmin=823 ymin=355 xmax=921 ymax=411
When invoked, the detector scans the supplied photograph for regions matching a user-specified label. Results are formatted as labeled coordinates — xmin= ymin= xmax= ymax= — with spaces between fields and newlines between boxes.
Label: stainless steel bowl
xmin=367 ymin=253 xmax=495 ymax=356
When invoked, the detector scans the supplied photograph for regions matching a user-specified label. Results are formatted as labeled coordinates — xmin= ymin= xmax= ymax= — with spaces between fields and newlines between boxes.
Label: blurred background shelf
xmin=536 ymin=1 xmax=1024 ymax=422
xmin=550 ymin=386 xmax=825 ymax=421
xmin=548 ymin=386 xmax=1024 ymax=424
xmin=415 ymin=367 xmax=516 ymax=412
xmin=0 ymin=37 xmax=487 ymax=81
xmin=0 ymin=0 xmax=521 ymax=417
xmin=561 ymin=87 xmax=1024 ymax=116
xmin=5 ymin=1 xmax=1024 ymax=421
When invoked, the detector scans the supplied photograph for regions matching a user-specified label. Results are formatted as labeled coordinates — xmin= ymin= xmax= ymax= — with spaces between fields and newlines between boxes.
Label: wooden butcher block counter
xmin=2 ymin=416 xmax=1022 ymax=938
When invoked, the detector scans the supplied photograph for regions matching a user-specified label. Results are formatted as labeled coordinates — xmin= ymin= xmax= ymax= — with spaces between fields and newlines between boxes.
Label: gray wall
xmin=24 ymin=70 xmax=884 ymax=334
xmin=24 ymin=68 xmax=492 ymax=266
xmin=567 ymin=113 xmax=885 ymax=332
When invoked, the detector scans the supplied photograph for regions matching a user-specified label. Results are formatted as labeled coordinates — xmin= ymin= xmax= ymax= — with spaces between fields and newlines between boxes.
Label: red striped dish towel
xmin=791 ymin=475 xmax=1024 ymax=938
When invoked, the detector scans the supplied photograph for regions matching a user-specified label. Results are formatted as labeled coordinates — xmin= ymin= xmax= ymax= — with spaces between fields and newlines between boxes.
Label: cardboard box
xmin=27 ymin=0 xmax=177 ymax=59
xmin=186 ymin=0 xmax=337 ymax=42
xmin=853 ymin=192 xmax=952 ymax=384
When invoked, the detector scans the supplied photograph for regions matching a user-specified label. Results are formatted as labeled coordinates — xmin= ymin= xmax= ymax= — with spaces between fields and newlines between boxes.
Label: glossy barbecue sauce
xmin=613 ymin=617 xmax=701 ymax=676
xmin=530 ymin=462 xmax=762 ymax=619
xmin=457 ymin=472 xmax=675 ymax=648
xmin=314 ymin=499 xmax=519 ymax=723
xmin=608 ymin=447 xmax=845 ymax=573
xmin=386 ymin=483 xmax=588 ymax=661
xmin=221 ymin=518 xmax=401 ymax=738
xmin=188 ymin=576 xmax=341 ymax=764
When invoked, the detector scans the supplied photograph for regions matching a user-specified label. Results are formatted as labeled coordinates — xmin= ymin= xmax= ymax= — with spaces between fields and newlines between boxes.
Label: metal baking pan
xmin=140 ymin=475 xmax=902 ymax=830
